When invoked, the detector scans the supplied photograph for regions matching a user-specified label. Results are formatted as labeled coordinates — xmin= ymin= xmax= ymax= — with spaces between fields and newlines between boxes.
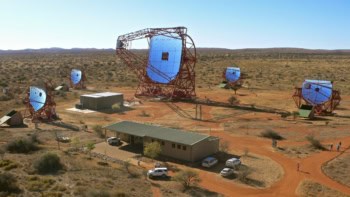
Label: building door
xmin=130 ymin=135 xmax=135 ymax=144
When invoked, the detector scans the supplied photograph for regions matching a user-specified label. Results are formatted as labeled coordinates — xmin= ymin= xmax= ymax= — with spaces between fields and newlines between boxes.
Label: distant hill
xmin=1 ymin=47 xmax=350 ymax=55
xmin=0 ymin=48 xmax=114 ymax=55
xmin=197 ymin=47 xmax=350 ymax=54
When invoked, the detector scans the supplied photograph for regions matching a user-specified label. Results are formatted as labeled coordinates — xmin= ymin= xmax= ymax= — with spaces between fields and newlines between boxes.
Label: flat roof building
xmin=80 ymin=92 xmax=123 ymax=110
xmin=104 ymin=121 xmax=219 ymax=162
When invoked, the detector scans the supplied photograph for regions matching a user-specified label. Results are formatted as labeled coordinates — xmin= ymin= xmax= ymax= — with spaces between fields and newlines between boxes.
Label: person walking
xmin=329 ymin=143 xmax=333 ymax=151
xmin=336 ymin=143 xmax=340 ymax=152
xmin=297 ymin=162 xmax=300 ymax=172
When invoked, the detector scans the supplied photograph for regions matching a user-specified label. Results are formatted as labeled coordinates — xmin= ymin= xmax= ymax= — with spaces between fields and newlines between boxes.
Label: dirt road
xmin=199 ymin=131 xmax=350 ymax=197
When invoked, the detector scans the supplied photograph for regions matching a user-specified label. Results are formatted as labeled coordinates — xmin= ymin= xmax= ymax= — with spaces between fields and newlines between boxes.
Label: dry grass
xmin=1 ymin=49 xmax=350 ymax=196
xmin=297 ymin=180 xmax=350 ymax=197
xmin=0 ymin=140 xmax=152 ymax=196
xmin=323 ymin=153 xmax=350 ymax=187
xmin=277 ymin=144 xmax=322 ymax=158
xmin=238 ymin=153 xmax=283 ymax=188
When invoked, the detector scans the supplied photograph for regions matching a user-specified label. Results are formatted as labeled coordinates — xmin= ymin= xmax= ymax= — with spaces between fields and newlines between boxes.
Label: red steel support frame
xmin=116 ymin=27 xmax=196 ymax=99
xmin=292 ymin=87 xmax=341 ymax=115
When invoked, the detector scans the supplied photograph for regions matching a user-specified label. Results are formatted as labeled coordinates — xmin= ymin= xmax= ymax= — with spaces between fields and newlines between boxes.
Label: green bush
xmin=144 ymin=142 xmax=161 ymax=160
xmin=0 ymin=173 xmax=20 ymax=194
xmin=6 ymin=138 xmax=38 ymax=153
xmin=34 ymin=153 xmax=63 ymax=174
xmin=260 ymin=129 xmax=284 ymax=140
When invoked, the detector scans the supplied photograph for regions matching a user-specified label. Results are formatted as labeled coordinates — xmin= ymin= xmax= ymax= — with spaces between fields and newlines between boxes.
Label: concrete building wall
xmin=143 ymin=137 xmax=191 ymax=161
xmin=80 ymin=93 xmax=123 ymax=110
xmin=191 ymin=137 xmax=219 ymax=162
xmin=111 ymin=130 xmax=219 ymax=162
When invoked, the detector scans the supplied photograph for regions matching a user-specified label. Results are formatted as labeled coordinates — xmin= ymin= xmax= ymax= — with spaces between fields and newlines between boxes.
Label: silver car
xmin=220 ymin=168 xmax=234 ymax=177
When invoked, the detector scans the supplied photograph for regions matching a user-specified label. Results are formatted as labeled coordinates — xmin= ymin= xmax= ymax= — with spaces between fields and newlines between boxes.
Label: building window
xmin=177 ymin=144 xmax=181 ymax=149
xmin=172 ymin=143 xmax=175 ymax=148
xmin=161 ymin=141 xmax=165 ymax=146
xmin=161 ymin=52 xmax=169 ymax=61
xmin=182 ymin=146 xmax=186 ymax=151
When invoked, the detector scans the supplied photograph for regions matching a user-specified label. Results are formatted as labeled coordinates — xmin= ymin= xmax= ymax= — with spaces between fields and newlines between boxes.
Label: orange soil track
xmin=199 ymin=131 xmax=350 ymax=197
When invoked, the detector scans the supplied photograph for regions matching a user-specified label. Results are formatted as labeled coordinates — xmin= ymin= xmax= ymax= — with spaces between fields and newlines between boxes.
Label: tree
xmin=123 ymin=159 xmax=131 ymax=174
xmin=172 ymin=169 xmax=201 ymax=190
xmin=71 ymin=137 xmax=81 ymax=150
xmin=86 ymin=142 xmax=95 ymax=158
xmin=219 ymin=140 xmax=229 ymax=153
xmin=144 ymin=142 xmax=161 ymax=160
xmin=92 ymin=125 xmax=104 ymax=138
xmin=218 ymin=140 xmax=230 ymax=161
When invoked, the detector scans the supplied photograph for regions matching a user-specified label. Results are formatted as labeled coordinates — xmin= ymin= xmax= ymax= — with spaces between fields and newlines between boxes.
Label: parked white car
xmin=107 ymin=137 xmax=121 ymax=146
xmin=201 ymin=157 xmax=218 ymax=168
xmin=147 ymin=167 xmax=168 ymax=178
xmin=225 ymin=158 xmax=241 ymax=168
xmin=220 ymin=168 xmax=234 ymax=177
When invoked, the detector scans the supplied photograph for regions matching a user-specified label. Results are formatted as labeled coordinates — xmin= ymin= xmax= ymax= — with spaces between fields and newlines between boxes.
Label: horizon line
xmin=1 ymin=47 xmax=350 ymax=51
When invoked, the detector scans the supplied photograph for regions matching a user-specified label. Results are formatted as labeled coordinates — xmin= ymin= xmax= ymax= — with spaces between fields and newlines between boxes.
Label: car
xmin=107 ymin=137 xmax=121 ymax=146
xmin=220 ymin=168 xmax=234 ymax=177
xmin=147 ymin=167 xmax=168 ymax=178
xmin=56 ymin=136 xmax=70 ymax=143
xmin=225 ymin=158 xmax=241 ymax=168
xmin=201 ymin=157 xmax=218 ymax=168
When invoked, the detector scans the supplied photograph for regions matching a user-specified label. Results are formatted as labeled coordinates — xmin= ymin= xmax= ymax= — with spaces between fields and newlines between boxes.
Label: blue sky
xmin=0 ymin=0 xmax=349 ymax=50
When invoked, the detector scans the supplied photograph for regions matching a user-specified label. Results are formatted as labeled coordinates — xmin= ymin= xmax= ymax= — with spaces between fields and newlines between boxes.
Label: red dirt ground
xmin=15 ymin=86 xmax=350 ymax=197
xmin=199 ymin=131 xmax=350 ymax=197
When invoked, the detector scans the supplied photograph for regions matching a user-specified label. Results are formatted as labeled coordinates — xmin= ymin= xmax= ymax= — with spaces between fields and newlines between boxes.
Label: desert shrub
xmin=29 ymin=133 xmax=41 ymax=144
xmin=6 ymin=138 xmax=38 ymax=153
xmin=0 ymin=95 xmax=13 ymax=101
xmin=0 ymin=173 xmax=20 ymax=194
xmin=34 ymin=153 xmax=63 ymax=174
xmin=0 ymin=160 xmax=12 ymax=168
xmin=42 ymin=192 xmax=63 ymax=197
xmin=112 ymin=103 xmax=122 ymax=112
xmin=97 ymin=161 xmax=109 ymax=166
xmin=0 ymin=148 xmax=5 ymax=160
xmin=306 ymin=135 xmax=326 ymax=150
xmin=26 ymin=176 xmax=56 ymax=192
xmin=228 ymin=95 xmax=239 ymax=105
xmin=86 ymin=142 xmax=95 ymax=159
xmin=4 ymin=163 xmax=18 ymax=171
xmin=85 ymin=189 xmax=126 ymax=197
xmin=92 ymin=125 xmax=105 ymax=138
xmin=172 ymin=169 xmax=201 ymax=190
xmin=260 ymin=129 xmax=284 ymax=140
xmin=139 ymin=110 xmax=150 ymax=117
xmin=237 ymin=166 xmax=252 ymax=183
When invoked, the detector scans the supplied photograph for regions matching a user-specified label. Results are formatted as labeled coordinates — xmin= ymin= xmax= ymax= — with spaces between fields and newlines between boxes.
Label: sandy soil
xmin=2 ymin=85 xmax=350 ymax=197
